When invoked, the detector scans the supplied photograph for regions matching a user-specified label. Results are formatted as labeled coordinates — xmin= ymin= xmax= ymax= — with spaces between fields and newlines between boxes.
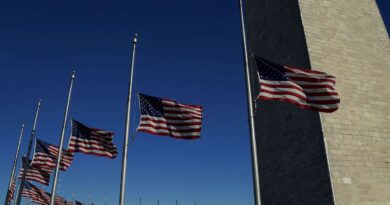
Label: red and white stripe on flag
xmin=68 ymin=120 xmax=118 ymax=159
xmin=137 ymin=93 xmax=203 ymax=139
xmin=31 ymin=139 xmax=74 ymax=172
xmin=18 ymin=168 xmax=51 ymax=186
xmin=256 ymin=57 xmax=340 ymax=113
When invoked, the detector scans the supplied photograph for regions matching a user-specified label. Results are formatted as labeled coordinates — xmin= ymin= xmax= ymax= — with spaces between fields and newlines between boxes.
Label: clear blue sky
xmin=0 ymin=1 xmax=389 ymax=205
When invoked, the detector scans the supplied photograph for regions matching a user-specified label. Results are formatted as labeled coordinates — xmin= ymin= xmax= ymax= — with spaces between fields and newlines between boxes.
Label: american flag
xmin=18 ymin=156 xmax=51 ymax=186
xmin=68 ymin=120 xmax=118 ymax=159
xmin=137 ymin=93 xmax=203 ymax=139
xmin=54 ymin=195 xmax=66 ymax=205
xmin=255 ymin=57 xmax=340 ymax=112
xmin=64 ymin=200 xmax=73 ymax=205
xmin=31 ymin=139 xmax=74 ymax=172
xmin=75 ymin=200 xmax=84 ymax=205
xmin=6 ymin=177 xmax=16 ymax=205
xmin=21 ymin=181 xmax=50 ymax=205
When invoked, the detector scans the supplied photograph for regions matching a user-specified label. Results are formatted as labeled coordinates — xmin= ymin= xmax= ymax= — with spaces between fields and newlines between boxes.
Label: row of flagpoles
xmin=5 ymin=33 xmax=206 ymax=205
xmin=5 ymin=1 xmax=340 ymax=204
xmin=4 ymin=37 xmax=131 ymax=205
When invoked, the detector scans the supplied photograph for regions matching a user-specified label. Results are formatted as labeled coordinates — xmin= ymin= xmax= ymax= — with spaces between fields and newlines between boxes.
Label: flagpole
xmin=119 ymin=33 xmax=138 ymax=205
xmin=15 ymin=99 xmax=42 ymax=205
xmin=24 ymin=198 xmax=30 ymax=205
xmin=72 ymin=187 xmax=75 ymax=204
xmin=238 ymin=0 xmax=261 ymax=205
xmin=50 ymin=71 xmax=76 ymax=205
xmin=57 ymin=179 xmax=61 ymax=195
xmin=12 ymin=179 xmax=20 ymax=205
xmin=4 ymin=124 xmax=25 ymax=205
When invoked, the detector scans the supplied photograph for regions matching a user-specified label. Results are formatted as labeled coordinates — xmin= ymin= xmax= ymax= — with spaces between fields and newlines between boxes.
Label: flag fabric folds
xmin=21 ymin=181 xmax=50 ymax=205
xmin=31 ymin=139 xmax=74 ymax=172
xmin=18 ymin=168 xmax=51 ymax=186
xmin=18 ymin=157 xmax=51 ymax=186
xmin=68 ymin=120 xmax=118 ymax=159
xmin=6 ymin=177 xmax=16 ymax=205
xmin=54 ymin=195 xmax=66 ymax=205
xmin=255 ymin=56 xmax=340 ymax=112
xmin=137 ymin=93 xmax=203 ymax=139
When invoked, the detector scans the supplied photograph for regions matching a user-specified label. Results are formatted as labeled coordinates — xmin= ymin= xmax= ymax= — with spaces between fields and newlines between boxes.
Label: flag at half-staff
xmin=137 ymin=93 xmax=203 ymax=139
xmin=255 ymin=56 xmax=340 ymax=112
xmin=21 ymin=181 xmax=50 ymax=205
xmin=31 ymin=139 xmax=74 ymax=171
xmin=75 ymin=200 xmax=84 ymax=205
xmin=18 ymin=156 xmax=51 ymax=186
xmin=64 ymin=200 xmax=73 ymax=205
xmin=5 ymin=177 xmax=16 ymax=204
xmin=54 ymin=195 xmax=66 ymax=205
xmin=68 ymin=120 xmax=118 ymax=159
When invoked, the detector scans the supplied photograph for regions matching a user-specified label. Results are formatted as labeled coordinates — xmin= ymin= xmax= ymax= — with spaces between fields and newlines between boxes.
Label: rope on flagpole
xmin=49 ymin=71 xmax=76 ymax=205
xmin=4 ymin=124 xmax=24 ymax=205
xmin=119 ymin=33 xmax=138 ymax=205
xmin=130 ymin=90 xmax=138 ymax=144
xmin=15 ymin=99 xmax=42 ymax=205
xmin=238 ymin=0 xmax=262 ymax=204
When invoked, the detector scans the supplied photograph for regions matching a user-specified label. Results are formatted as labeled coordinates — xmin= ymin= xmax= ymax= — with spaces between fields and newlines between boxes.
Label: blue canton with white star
xmin=35 ymin=139 xmax=52 ymax=154
xmin=22 ymin=181 xmax=33 ymax=190
xmin=255 ymin=56 xmax=288 ymax=81
xmin=139 ymin=93 xmax=164 ymax=117
xmin=72 ymin=120 xmax=93 ymax=139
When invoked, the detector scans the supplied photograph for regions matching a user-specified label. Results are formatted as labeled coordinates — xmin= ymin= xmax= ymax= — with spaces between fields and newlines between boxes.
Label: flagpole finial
xmin=133 ymin=34 xmax=138 ymax=44
xmin=38 ymin=99 xmax=42 ymax=106
xmin=71 ymin=71 xmax=76 ymax=79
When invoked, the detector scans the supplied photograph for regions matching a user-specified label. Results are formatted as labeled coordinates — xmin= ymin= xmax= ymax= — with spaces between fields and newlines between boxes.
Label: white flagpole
xmin=119 ymin=33 xmax=138 ymax=205
xmin=24 ymin=198 xmax=30 ymax=205
xmin=12 ymin=178 xmax=20 ymax=205
xmin=57 ymin=179 xmax=61 ymax=195
xmin=24 ymin=181 xmax=33 ymax=204
xmin=4 ymin=124 xmax=25 ymax=205
xmin=50 ymin=71 xmax=76 ymax=205
xmin=238 ymin=0 xmax=262 ymax=205
xmin=72 ymin=187 xmax=75 ymax=204
xmin=15 ymin=99 xmax=42 ymax=205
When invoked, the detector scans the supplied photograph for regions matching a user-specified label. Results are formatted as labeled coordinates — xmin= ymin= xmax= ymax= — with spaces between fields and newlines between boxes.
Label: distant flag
xmin=54 ymin=195 xmax=66 ymax=205
xmin=255 ymin=56 xmax=340 ymax=112
xmin=21 ymin=181 xmax=50 ymax=205
xmin=18 ymin=167 xmax=51 ymax=186
xmin=75 ymin=200 xmax=84 ymax=205
xmin=31 ymin=139 xmax=74 ymax=172
xmin=5 ymin=177 xmax=16 ymax=204
xmin=32 ymin=195 xmax=51 ymax=205
xmin=65 ymin=200 xmax=73 ymax=205
xmin=137 ymin=93 xmax=203 ymax=139
xmin=68 ymin=120 xmax=118 ymax=159
xmin=18 ymin=156 xmax=51 ymax=186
